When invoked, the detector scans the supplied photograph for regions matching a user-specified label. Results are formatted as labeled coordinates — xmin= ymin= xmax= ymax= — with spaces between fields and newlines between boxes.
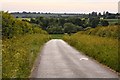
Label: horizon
xmin=10 ymin=11 xmax=118 ymax=14
xmin=1 ymin=0 xmax=119 ymax=14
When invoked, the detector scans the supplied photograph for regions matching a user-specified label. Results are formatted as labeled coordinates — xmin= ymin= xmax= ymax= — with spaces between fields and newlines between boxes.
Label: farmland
xmin=104 ymin=19 xmax=119 ymax=25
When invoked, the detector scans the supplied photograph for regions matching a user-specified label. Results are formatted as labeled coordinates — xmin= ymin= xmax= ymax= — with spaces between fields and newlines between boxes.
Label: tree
xmin=74 ymin=18 xmax=82 ymax=26
xmin=59 ymin=18 xmax=66 ymax=27
xmin=2 ymin=12 xmax=46 ymax=38
xmin=47 ymin=26 xmax=63 ymax=34
xmin=100 ymin=20 xmax=109 ymax=26
xmin=64 ymin=23 xmax=78 ymax=34
xmin=89 ymin=17 xmax=100 ymax=28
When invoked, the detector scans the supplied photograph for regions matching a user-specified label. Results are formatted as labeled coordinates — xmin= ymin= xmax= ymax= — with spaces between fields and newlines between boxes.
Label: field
xmin=2 ymin=34 xmax=50 ymax=78
xmin=63 ymin=26 xmax=119 ymax=72
xmin=50 ymin=34 xmax=64 ymax=39
xmin=104 ymin=19 xmax=118 ymax=25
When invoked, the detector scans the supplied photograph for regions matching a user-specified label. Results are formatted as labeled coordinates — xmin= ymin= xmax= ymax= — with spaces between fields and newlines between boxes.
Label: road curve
xmin=30 ymin=39 xmax=118 ymax=78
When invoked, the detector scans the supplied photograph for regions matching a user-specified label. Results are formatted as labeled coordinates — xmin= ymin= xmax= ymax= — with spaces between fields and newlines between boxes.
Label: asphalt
xmin=30 ymin=39 xmax=118 ymax=78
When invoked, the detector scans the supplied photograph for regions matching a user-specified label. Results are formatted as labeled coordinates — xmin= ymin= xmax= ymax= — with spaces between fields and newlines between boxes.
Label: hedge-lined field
xmin=63 ymin=26 xmax=119 ymax=72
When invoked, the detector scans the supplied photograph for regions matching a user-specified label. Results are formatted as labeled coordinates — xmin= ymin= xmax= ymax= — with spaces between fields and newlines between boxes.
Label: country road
xmin=30 ymin=39 xmax=118 ymax=78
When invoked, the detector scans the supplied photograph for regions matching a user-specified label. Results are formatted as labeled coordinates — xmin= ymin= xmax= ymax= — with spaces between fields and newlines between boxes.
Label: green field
xmin=50 ymin=34 xmax=64 ymax=39
xmin=104 ymin=19 xmax=118 ymax=25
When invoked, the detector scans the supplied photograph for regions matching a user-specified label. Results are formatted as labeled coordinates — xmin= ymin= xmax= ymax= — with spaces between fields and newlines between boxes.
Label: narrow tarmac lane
xmin=31 ymin=39 xmax=118 ymax=78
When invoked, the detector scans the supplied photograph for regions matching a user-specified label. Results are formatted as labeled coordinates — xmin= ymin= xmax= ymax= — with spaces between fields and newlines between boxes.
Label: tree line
xmin=12 ymin=11 xmax=119 ymax=19
xmin=30 ymin=16 xmax=110 ymax=34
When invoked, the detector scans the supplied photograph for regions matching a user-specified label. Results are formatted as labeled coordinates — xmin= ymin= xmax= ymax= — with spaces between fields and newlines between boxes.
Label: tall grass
xmin=82 ymin=25 xmax=118 ymax=39
xmin=2 ymin=34 xmax=50 ymax=78
xmin=63 ymin=27 xmax=119 ymax=72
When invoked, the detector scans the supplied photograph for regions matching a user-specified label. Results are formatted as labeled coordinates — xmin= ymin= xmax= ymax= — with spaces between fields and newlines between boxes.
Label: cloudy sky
xmin=1 ymin=0 xmax=119 ymax=13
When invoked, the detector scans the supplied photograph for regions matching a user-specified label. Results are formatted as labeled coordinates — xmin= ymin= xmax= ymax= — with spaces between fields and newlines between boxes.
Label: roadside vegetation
xmin=81 ymin=25 xmax=118 ymax=39
xmin=2 ymin=12 xmax=50 ymax=78
xmin=63 ymin=25 xmax=119 ymax=72
xmin=2 ymin=11 xmax=119 ymax=77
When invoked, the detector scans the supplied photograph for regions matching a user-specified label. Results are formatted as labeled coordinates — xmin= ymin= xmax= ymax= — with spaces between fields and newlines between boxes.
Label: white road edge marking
xmin=80 ymin=58 xmax=88 ymax=60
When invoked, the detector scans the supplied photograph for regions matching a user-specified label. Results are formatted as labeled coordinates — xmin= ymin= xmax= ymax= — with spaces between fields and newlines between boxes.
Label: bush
xmin=2 ymin=12 xmax=46 ymax=39
xmin=2 ymin=11 xmax=50 ymax=78
xmin=64 ymin=23 xmax=81 ymax=34
xmin=80 ymin=25 xmax=118 ymax=39
xmin=101 ymin=20 xmax=109 ymax=26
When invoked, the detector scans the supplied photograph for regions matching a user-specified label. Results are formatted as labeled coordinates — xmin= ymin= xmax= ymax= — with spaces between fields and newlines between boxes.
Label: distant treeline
xmin=10 ymin=11 xmax=119 ymax=34
xmin=28 ymin=15 xmax=118 ymax=34
xmin=11 ymin=11 xmax=119 ymax=19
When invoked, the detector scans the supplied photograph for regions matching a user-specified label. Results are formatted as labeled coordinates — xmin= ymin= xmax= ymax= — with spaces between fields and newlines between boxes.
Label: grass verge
xmin=63 ymin=33 xmax=119 ymax=72
xmin=2 ymin=34 xmax=50 ymax=78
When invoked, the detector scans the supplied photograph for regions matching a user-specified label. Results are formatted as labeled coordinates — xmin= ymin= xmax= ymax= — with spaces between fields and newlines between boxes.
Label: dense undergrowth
xmin=2 ymin=12 xmax=50 ymax=78
xmin=3 ymin=34 xmax=49 ymax=78
xmin=63 ymin=25 xmax=119 ymax=72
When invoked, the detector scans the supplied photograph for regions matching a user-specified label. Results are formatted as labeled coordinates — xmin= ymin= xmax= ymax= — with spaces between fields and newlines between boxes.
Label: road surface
xmin=30 ymin=39 xmax=118 ymax=78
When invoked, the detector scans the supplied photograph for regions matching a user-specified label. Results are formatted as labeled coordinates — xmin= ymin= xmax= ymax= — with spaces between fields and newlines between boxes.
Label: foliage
xmin=81 ymin=25 xmax=118 ymax=39
xmin=2 ymin=34 xmax=50 ymax=78
xmin=2 ymin=12 xmax=46 ymax=39
xmin=2 ymin=12 xmax=50 ymax=78
xmin=47 ymin=25 xmax=64 ymax=34
xmin=64 ymin=23 xmax=82 ymax=34
xmin=100 ymin=20 xmax=109 ymax=26
xmin=50 ymin=34 xmax=64 ymax=39
xmin=89 ymin=17 xmax=100 ymax=28
xmin=29 ymin=16 xmax=118 ymax=34
xmin=30 ymin=17 xmax=86 ymax=34
xmin=63 ymin=33 xmax=119 ymax=72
